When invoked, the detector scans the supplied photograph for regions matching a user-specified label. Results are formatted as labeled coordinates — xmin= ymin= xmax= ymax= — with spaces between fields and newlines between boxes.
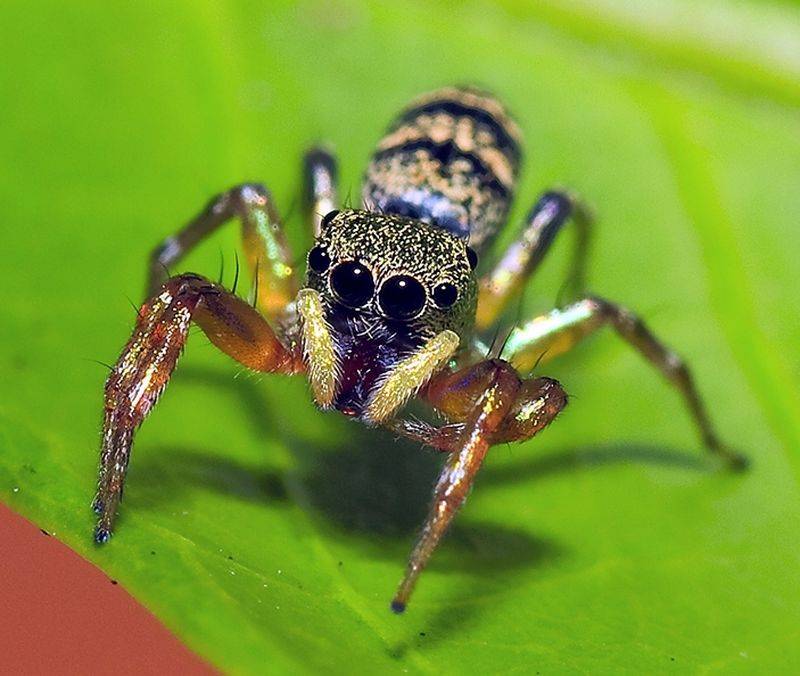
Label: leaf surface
xmin=2 ymin=1 xmax=800 ymax=672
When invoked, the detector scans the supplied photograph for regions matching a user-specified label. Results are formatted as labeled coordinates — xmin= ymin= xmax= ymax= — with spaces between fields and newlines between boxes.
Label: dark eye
xmin=466 ymin=247 xmax=479 ymax=270
xmin=320 ymin=210 xmax=340 ymax=228
xmin=307 ymin=246 xmax=331 ymax=274
xmin=330 ymin=261 xmax=374 ymax=308
xmin=432 ymin=282 xmax=458 ymax=309
xmin=379 ymin=275 xmax=426 ymax=320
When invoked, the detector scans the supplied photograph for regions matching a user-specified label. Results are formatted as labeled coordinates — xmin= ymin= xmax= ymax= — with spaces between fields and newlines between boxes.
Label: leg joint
xmin=587 ymin=295 xmax=642 ymax=335
xmin=663 ymin=351 xmax=690 ymax=384
xmin=210 ymin=183 xmax=271 ymax=216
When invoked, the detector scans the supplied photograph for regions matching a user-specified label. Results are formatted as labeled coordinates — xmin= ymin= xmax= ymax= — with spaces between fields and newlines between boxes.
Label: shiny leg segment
xmin=476 ymin=190 xmax=592 ymax=328
xmin=147 ymin=184 xmax=297 ymax=318
xmin=502 ymin=296 xmax=747 ymax=468
xmin=94 ymin=274 xmax=302 ymax=544
xmin=391 ymin=370 xmax=567 ymax=452
xmin=303 ymin=147 xmax=339 ymax=237
xmin=389 ymin=360 xmax=567 ymax=611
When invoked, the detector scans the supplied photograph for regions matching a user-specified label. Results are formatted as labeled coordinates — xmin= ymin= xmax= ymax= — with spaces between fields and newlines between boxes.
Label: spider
xmin=93 ymin=86 xmax=746 ymax=613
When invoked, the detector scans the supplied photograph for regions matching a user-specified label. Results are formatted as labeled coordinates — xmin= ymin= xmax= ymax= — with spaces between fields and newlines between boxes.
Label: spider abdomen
xmin=362 ymin=86 xmax=523 ymax=252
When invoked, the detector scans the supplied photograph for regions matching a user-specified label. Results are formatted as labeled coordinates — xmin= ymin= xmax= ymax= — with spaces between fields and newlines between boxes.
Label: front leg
xmin=94 ymin=274 xmax=302 ymax=544
xmin=389 ymin=360 xmax=567 ymax=612
xmin=389 ymin=373 xmax=567 ymax=452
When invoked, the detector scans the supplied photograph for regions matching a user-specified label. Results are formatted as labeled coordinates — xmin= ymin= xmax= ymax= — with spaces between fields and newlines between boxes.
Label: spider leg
xmin=476 ymin=190 xmax=592 ymax=329
xmin=387 ymin=418 xmax=464 ymax=452
xmin=389 ymin=360 xmax=567 ymax=611
xmin=389 ymin=373 xmax=566 ymax=451
xmin=501 ymin=296 xmax=747 ymax=469
xmin=147 ymin=184 xmax=297 ymax=319
xmin=384 ymin=360 xmax=503 ymax=451
xmin=93 ymin=274 xmax=302 ymax=544
xmin=303 ymin=147 xmax=339 ymax=237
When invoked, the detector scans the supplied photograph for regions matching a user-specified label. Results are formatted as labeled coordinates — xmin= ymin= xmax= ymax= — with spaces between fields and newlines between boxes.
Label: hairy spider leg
xmin=476 ymin=190 xmax=592 ymax=329
xmin=93 ymin=274 xmax=303 ymax=544
xmin=303 ymin=147 xmax=339 ymax=237
xmin=389 ymin=359 xmax=567 ymax=612
xmin=389 ymin=369 xmax=567 ymax=452
xmin=147 ymin=184 xmax=297 ymax=319
xmin=501 ymin=296 xmax=747 ymax=469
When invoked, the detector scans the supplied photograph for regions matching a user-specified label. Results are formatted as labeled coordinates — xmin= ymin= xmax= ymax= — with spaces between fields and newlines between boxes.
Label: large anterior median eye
xmin=379 ymin=275 xmax=426 ymax=320
xmin=330 ymin=261 xmax=374 ymax=308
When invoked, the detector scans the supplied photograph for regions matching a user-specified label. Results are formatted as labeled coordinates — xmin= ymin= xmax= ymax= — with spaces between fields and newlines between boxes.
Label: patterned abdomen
xmin=362 ymin=87 xmax=522 ymax=252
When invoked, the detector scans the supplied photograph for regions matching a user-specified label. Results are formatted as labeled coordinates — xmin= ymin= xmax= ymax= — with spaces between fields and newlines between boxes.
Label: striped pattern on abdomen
xmin=362 ymin=87 xmax=523 ymax=252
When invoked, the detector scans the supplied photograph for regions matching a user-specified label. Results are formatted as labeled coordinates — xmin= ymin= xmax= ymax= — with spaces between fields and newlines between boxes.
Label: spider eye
xmin=308 ymin=246 xmax=331 ymax=274
xmin=330 ymin=261 xmax=374 ymax=308
xmin=320 ymin=210 xmax=340 ymax=228
xmin=379 ymin=275 xmax=426 ymax=320
xmin=466 ymin=247 xmax=479 ymax=270
xmin=432 ymin=282 xmax=458 ymax=309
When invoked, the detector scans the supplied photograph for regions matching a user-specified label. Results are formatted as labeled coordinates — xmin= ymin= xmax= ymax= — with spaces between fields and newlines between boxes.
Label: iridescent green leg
xmin=148 ymin=184 xmax=297 ymax=319
xmin=477 ymin=190 xmax=592 ymax=328
xmin=501 ymin=296 xmax=747 ymax=469
xmin=303 ymin=147 xmax=339 ymax=237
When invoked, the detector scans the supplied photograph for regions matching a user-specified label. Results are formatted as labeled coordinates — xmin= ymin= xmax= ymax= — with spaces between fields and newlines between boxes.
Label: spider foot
xmin=712 ymin=444 xmax=749 ymax=472
xmin=94 ymin=526 xmax=112 ymax=545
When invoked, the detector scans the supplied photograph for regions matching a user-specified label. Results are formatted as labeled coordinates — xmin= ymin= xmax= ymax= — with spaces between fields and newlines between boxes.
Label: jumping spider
xmin=93 ymin=86 xmax=746 ymax=612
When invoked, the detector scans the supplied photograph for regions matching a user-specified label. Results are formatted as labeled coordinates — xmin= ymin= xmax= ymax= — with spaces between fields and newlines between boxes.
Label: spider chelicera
xmin=93 ymin=86 xmax=746 ymax=613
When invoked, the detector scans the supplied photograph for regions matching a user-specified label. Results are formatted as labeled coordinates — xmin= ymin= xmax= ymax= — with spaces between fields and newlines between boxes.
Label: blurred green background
xmin=2 ymin=0 xmax=800 ymax=672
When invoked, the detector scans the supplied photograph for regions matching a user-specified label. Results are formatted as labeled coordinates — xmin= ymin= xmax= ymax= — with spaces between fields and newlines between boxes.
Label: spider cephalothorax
xmin=302 ymin=209 xmax=478 ymax=420
xmin=308 ymin=209 xmax=477 ymax=337
xmin=93 ymin=86 xmax=745 ymax=614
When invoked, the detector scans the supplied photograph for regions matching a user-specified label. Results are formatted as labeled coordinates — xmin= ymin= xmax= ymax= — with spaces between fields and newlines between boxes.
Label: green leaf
xmin=2 ymin=0 xmax=800 ymax=671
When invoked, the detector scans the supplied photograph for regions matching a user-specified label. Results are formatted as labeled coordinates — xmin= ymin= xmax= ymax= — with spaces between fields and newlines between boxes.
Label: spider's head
xmin=303 ymin=209 xmax=478 ymax=340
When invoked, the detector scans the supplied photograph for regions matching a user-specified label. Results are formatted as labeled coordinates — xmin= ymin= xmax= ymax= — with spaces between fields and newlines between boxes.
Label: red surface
xmin=0 ymin=502 xmax=216 ymax=675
